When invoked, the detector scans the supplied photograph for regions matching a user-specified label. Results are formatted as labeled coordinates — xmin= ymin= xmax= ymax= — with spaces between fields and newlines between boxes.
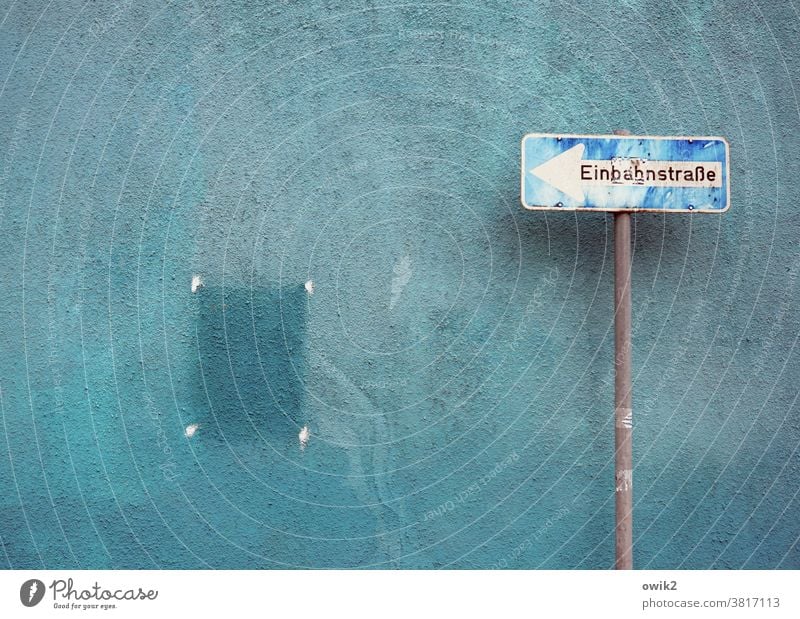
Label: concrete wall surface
xmin=0 ymin=0 xmax=798 ymax=568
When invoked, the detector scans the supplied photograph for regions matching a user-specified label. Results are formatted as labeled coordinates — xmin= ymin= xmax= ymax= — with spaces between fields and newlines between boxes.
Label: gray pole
xmin=613 ymin=129 xmax=633 ymax=569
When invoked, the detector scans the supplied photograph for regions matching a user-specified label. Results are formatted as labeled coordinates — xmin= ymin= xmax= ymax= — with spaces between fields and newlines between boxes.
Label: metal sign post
xmin=520 ymin=130 xmax=730 ymax=569
xmin=613 ymin=129 xmax=633 ymax=570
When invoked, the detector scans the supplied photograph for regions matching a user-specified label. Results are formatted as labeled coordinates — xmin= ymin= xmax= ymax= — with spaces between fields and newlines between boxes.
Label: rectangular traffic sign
xmin=521 ymin=133 xmax=730 ymax=212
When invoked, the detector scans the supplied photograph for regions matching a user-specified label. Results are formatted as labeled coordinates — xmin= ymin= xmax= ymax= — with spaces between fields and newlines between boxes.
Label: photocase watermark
xmin=423 ymin=451 xmax=520 ymax=522
xmin=510 ymin=266 xmax=559 ymax=350
xmin=448 ymin=92 xmax=514 ymax=121
xmin=20 ymin=579 xmax=45 ymax=607
xmin=314 ymin=349 xmax=411 ymax=390
xmin=20 ymin=577 xmax=158 ymax=611
xmin=88 ymin=0 xmax=132 ymax=38
xmin=397 ymin=27 xmax=525 ymax=58
xmin=377 ymin=91 xmax=514 ymax=122
xmin=188 ymin=21 xmax=247 ymax=69
xmin=0 ymin=107 xmax=29 ymax=218
xmin=144 ymin=392 xmax=180 ymax=482
xmin=595 ymin=291 xmax=655 ymax=392
xmin=491 ymin=505 xmax=570 ymax=568
xmin=308 ymin=158 xmax=374 ymax=197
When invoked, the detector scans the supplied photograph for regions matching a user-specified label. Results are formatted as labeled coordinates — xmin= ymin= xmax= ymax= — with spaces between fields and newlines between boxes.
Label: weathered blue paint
xmin=1 ymin=0 xmax=799 ymax=569
xmin=522 ymin=134 xmax=729 ymax=211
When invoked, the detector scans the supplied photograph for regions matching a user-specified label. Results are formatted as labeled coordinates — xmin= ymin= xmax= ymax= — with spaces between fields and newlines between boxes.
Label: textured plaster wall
xmin=0 ymin=0 xmax=798 ymax=569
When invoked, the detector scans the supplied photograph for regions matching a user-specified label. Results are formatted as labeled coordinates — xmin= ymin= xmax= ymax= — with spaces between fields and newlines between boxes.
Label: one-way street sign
xmin=521 ymin=133 xmax=730 ymax=212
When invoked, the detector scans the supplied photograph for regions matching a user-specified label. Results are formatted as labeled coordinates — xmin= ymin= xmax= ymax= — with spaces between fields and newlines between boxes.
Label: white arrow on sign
xmin=530 ymin=144 xmax=723 ymax=202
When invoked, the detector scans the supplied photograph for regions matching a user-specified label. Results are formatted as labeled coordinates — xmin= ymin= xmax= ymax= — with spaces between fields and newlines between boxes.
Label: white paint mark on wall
xmin=390 ymin=255 xmax=412 ymax=309
xmin=299 ymin=425 xmax=310 ymax=450
xmin=615 ymin=469 xmax=633 ymax=492
xmin=184 ymin=423 xmax=200 ymax=438
xmin=191 ymin=275 xmax=204 ymax=293
xmin=305 ymin=280 xmax=314 ymax=295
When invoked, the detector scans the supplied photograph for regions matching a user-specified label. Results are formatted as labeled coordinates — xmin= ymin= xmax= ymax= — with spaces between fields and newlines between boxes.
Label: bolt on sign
xmin=521 ymin=133 xmax=730 ymax=212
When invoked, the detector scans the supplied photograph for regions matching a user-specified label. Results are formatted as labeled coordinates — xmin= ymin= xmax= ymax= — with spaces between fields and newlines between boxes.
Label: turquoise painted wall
xmin=1 ymin=0 xmax=798 ymax=569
